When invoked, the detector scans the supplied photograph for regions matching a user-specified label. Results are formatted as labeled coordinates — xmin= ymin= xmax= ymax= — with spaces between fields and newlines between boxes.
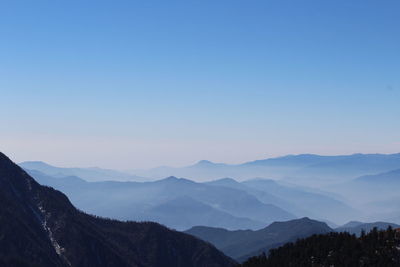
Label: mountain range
xmin=4 ymin=151 xmax=400 ymax=266
xmin=0 ymin=152 xmax=235 ymax=267
xmin=25 ymin=170 xmax=295 ymax=230
xmin=21 ymin=153 xmax=400 ymax=185
xmin=22 ymin=154 xmax=400 ymax=226
xmin=25 ymin=166 xmax=362 ymax=229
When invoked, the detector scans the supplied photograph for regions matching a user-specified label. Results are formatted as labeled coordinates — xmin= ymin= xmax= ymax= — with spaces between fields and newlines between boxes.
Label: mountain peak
xmin=266 ymin=217 xmax=331 ymax=230
xmin=158 ymin=176 xmax=195 ymax=184
xmin=165 ymin=176 xmax=179 ymax=180
xmin=196 ymin=160 xmax=215 ymax=165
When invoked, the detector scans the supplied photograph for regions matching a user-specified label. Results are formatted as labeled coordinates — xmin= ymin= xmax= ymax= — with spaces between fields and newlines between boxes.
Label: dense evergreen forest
xmin=239 ymin=227 xmax=400 ymax=267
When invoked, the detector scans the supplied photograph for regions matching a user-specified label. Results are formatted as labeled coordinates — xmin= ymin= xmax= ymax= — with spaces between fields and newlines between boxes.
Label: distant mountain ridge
xmin=21 ymin=153 xmax=400 ymax=183
xmin=129 ymin=153 xmax=400 ymax=182
xmin=19 ymin=161 xmax=148 ymax=182
xmin=0 ymin=152 xmax=235 ymax=267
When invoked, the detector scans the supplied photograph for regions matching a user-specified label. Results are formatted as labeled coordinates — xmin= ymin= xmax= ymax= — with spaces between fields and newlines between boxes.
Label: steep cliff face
xmin=0 ymin=152 xmax=235 ymax=267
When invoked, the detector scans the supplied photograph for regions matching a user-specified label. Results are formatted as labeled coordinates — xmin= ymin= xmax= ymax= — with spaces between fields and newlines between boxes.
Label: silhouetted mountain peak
xmin=165 ymin=175 xmax=179 ymax=180
xmin=158 ymin=176 xmax=195 ymax=184
xmin=197 ymin=160 xmax=214 ymax=165
xmin=266 ymin=217 xmax=330 ymax=230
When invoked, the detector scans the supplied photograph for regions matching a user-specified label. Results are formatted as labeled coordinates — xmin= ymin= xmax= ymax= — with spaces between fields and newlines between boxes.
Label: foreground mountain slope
xmin=0 ymin=152 xmax=235 ymax=267
xmin=186 ymin=218 xmax=332 ymax=261
xmin=239 ymin=228 xmax=400 ymax=267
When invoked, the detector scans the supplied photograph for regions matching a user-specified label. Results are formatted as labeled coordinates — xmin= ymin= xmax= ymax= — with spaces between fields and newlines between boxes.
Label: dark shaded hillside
xmin=239 ymin=227 xmax=400 ymax=267
xmin=186 ymin=217 xmax=332 ymax=261
xmin=0 ymin=152 xmax=235 ymax=267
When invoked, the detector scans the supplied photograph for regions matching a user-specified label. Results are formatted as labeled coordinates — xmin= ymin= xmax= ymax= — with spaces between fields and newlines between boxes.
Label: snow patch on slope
xmin=38 ymin=204 xmax=71 ymax=266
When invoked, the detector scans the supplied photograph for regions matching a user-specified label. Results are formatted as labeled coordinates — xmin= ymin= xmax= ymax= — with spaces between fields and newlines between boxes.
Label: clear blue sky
xmin=1 ymin=0 xmax=399 ymax=169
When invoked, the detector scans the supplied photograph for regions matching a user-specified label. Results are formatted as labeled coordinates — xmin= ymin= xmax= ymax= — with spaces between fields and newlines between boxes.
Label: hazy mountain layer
xmin=242 ymin=179 xmax=358 ymax=224
xmin=19 ymin=161 xmax=148 ymax=182
xmin=327 ymin=169 xmax=400 ymax=223
xmin=142 ymin=196 xmax=265 ymax=230
xmin=27 ymin=170 xmax=294 ymax=230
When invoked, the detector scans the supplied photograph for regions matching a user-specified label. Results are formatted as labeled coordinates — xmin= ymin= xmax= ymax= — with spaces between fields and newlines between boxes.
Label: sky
xmin=1 ymin=0 xmax=399 ymax=169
